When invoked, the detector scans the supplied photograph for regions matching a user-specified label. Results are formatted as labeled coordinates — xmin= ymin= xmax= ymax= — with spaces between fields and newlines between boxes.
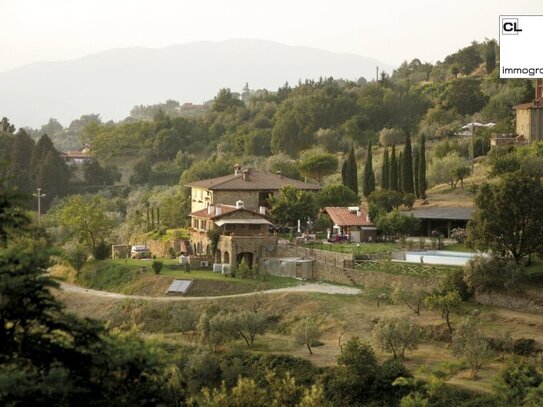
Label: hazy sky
xmin=0 ymin=0 xmax=541 ymax=73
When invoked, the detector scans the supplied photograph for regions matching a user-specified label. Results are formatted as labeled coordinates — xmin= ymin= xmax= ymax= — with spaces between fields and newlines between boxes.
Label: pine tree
xmin=381 ymin=148 xmax=389 ymax=190
xmin=389 ymin=145 xmax=399 ymax=191
xmin=413 ymin=150 xmax=420 ymax=198
xmin=342 ymin=146 xmax=358 ymax=195
xmin=402 ymin=136 xmax=414 ymax=194
xmin=418 ymin=135 xmax=427 ymax=199
xmin=363 ymin=141 xmax=375 ymax=197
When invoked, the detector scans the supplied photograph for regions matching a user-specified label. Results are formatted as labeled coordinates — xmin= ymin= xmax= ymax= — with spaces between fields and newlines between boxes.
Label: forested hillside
xmin=0 ymin=40 xmax=535 ymax=231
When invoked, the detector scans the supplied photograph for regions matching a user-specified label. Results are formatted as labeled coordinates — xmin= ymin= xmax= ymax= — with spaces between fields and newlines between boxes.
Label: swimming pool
xmin=404 ymin=250 xmax=482 ymax=266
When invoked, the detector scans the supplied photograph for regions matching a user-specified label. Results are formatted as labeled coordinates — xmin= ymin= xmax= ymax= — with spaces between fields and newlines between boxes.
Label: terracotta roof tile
xmin=324 ymin=207 xmax=374 ymax=227
xmin=185 ymin=170 xmax=321 ymax=191
xmin=514 ymin=99 xmax=543 ymax=109
xmin=189 ymin=204 xmax=238 ymax=219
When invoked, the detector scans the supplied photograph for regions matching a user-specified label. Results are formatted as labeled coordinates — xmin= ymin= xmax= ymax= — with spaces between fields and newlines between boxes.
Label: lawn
xmin=70 ymin=259 xmax=302 ymax=296
xmin=304 ymin=242 xmax=398 ymax=255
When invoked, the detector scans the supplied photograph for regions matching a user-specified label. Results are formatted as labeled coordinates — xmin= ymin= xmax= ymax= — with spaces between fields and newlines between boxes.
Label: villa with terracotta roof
xmin=323 ymin=206 xmax=377 ymax=243
xmin=188 ymin=202 xmax=276 ymax=268
xmin=514 ymin=79 xmax=543 ymax=143
xmin=185 ymin=165 xmax=320 ymax=212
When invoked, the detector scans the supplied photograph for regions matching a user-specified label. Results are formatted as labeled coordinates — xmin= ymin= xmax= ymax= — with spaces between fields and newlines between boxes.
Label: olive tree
xmin=293 ymin=317 xmax=322 ymax=355
xmin=428 ymin=152 xmax=470 ymax=189
xmin=452 ymin=316 xmax=492 ymax=379
xmin=372 ymin=317 xmax=420 ymax=360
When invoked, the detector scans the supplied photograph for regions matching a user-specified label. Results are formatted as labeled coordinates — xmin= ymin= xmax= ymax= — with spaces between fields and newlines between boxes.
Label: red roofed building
xmin=324 ymin=206 xmax=377 ymax=243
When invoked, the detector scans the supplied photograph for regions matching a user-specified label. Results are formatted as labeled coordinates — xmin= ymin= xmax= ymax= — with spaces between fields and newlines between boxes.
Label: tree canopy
xmin=468 ymin=173 xmax=543 ymax=263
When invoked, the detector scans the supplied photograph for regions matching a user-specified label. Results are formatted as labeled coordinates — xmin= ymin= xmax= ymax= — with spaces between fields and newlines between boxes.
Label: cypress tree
xmin=414 ymin=150 xmax=420 ymax=198
xmin=363 ymin=141 xmax=375 ymax=197
xmin=35 ymin=149 xmax=69 ymax=209
xmin=402 ymin=136 xmax=414 ymax=194
xmin=418 ymin=135 xmax=427 ymax=199
xmin=398 ymin=151 xmax=403 ymax=194
xmin=381 ymin=148 xmax=389 ymax=189
xmin=8 ymin=129 xmax=35 ymax=193
xmin=342 ymin=146 xmax=358 ymax=195
xmin=485 ymin=41 xmax=496 ymax=74
xmin=389 ymin=145 xmax=398 ymax=191
xmin=30 ymin=134 xmax=56 ymax=179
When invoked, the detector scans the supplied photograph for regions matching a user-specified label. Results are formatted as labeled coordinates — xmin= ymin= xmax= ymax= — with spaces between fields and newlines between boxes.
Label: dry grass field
xmin=55 ymin=284 xmax=543 ymax=394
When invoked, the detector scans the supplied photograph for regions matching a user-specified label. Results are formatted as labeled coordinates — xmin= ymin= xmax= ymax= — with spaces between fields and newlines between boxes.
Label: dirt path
xmin=58 ymin=282 xmax=361 ymax=301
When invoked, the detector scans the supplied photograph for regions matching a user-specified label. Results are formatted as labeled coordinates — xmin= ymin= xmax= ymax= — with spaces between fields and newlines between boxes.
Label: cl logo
xmin=502 ymin=18 xmax=522 ymax=35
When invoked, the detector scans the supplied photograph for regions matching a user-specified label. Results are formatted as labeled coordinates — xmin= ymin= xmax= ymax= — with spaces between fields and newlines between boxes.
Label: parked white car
xmin=131 ymin=245 xmax=149 ymax=259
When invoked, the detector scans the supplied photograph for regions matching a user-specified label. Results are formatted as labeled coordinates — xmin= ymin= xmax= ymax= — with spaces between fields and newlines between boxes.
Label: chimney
xmin=236 ymin=200 xmax=244 ymax=209
xmin=366 ymin=214 xmax=371 ymax=223
xmin=357 ymin=209 xmax=361 ymax=217
xmin=207 ymin=205 xmax=215 ymax=215
xmin=234 ymin=164 xmax=242 ymax=175
xmin=536 ymin=79 xmax=543 ymax=101
xmin=259 ymin=206 xmax=266 ymax=215
xmin=242 ymin=169 xmax=249 ymax=181
xmin=276 ymin=170 xmax=282 ymax=178
xmin=215 ymin=206 xmax=222 ymax=216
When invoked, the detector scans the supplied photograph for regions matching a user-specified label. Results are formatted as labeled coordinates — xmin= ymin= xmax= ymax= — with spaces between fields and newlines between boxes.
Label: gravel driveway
xmin=58 ymin=282 xmax=361 ymax=301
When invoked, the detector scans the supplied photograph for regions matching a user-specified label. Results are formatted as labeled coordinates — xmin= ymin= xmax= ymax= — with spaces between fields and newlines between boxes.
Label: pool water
xmin=404 ymin=250 xmax=482 ymax=266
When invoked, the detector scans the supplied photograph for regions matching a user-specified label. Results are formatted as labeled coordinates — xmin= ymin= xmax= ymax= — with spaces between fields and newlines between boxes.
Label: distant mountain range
xmin=0 ymin=39 xmax=394 ymax=128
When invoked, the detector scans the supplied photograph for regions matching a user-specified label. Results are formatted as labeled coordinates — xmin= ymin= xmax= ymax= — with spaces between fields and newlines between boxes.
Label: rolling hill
xmin=0 ymin=39 xmax=393 ymax=127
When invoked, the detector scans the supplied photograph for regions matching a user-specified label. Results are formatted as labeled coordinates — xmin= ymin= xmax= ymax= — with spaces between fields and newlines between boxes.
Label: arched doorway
xmin=223 ymin=251 xmax=230 ymax=264
xmin=236 ymin=252 xmax=254 ymax=268
xmin=215 ymin=249 xmax=222 ymax=263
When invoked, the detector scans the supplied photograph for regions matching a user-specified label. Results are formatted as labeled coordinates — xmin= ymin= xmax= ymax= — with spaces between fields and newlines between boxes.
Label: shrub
xmin=463 ymin=256 xmax=525 ymax=293
xmin=64 ymin=243 xmax=88 ymax=277
xmin=93 ymin=240 xmax=110 ymax=260
xmin=443 ymin=267 xmax=471 ymax=300
xmin=450 ymin=227 xmax=467 ymax=244
xmin=487 ymin=331 xmax=513 ymax=361
xmin=237 ymin=259 xmax=254 ymax=279
xmin=367 ymin=189 xmax=404 ymax=212
xmin=151 ymin=260 xmax=163 ymax=275
xmin=513 ymin=338 xmax=538 ymax=356
xmin=402 ymin=193 xmax=415 ymax=210
xmin=494 ymin=357 xmax=542 ymax=405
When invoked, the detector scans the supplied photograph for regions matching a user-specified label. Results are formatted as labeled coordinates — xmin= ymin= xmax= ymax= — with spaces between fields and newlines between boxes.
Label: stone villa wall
xmin=213 ymin=190 xmax=266 ymax=211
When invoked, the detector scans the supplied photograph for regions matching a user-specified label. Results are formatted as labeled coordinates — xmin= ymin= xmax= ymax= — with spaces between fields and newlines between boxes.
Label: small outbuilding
xmin=323 ymin=206 xmax=377 ymax=243
xmin=405 ymin=207 xmax=474 ymax=237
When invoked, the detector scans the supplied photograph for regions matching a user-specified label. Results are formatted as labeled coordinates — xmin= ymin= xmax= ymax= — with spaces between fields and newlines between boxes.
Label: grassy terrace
xmin=54 ymin=259 xmax=301 ymax=297
xmin=304 ymin=242 xmax=398 ymax=254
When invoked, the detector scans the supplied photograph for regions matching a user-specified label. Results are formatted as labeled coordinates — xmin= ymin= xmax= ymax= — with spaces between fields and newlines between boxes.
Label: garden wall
xmin=276 ymin=243 xmax=443 ymax=290
xmin=147 ymin=239 xmax=186 ymax=258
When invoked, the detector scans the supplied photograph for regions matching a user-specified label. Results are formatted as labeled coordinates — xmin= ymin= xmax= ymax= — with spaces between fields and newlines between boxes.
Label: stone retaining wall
xmin=277 ymin=243 xmax=442 ymax=290
xmin=474 ymin=291 xmax=543 ymax=314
